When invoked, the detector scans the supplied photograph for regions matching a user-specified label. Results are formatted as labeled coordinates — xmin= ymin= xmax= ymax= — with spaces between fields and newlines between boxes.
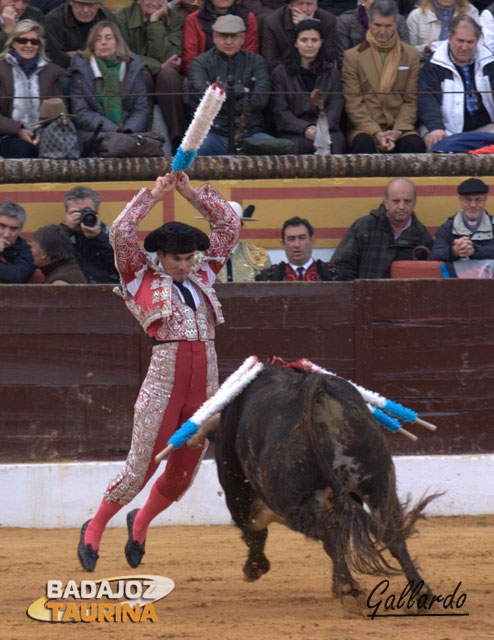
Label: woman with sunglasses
xmin=0 ymin=19 xmax=66 ymax=158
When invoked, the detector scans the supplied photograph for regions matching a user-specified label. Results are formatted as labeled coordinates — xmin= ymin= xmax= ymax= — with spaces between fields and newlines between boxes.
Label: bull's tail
xmin=301 ymin=373 xmax=437 ymax=577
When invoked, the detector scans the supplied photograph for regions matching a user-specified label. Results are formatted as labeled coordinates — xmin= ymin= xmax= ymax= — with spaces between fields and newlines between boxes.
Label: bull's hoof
xmin=340 ymin=590 xmax=368 ymax=616
xmin=243 ymin=555 xmax=270 ymax=582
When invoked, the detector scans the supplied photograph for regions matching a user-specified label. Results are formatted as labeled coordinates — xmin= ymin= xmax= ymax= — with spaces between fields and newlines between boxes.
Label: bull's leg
xmin=322 ymin=528 xmax=366 ymax=613
xmin=367 ymin=488 xmax=431 ymax=597
xmin=222 ymin=479 xmax=271 ymax=582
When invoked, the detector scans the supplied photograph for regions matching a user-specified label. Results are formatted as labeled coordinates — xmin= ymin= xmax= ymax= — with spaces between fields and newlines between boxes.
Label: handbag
xmin=237 ymin=137 xmax=295 ymax=155
xmin=96 ymin=131 xmax=165 ymax=158
xmin=37 ymin=113 xmax=81 ymax=159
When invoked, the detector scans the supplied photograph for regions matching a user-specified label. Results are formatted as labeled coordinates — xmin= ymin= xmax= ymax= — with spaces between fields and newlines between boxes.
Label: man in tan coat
xmin=342 ymin=0 xmax=425 ymax=154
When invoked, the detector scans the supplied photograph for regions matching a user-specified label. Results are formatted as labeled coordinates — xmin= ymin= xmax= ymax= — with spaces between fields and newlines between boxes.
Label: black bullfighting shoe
xmin=125 ymin=509 xmax=146 ymax=568
xmin=78 ymin=520 xmax=99 ymax=572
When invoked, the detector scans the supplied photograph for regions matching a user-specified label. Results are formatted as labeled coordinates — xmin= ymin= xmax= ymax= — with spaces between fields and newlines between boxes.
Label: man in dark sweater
xmin=44 ymin=0 xmax=115 ymax=68
xmin=0 ymin=200 xmax=35 ymax=283
xmin=330 ymin=178 xmax=433 ymax=280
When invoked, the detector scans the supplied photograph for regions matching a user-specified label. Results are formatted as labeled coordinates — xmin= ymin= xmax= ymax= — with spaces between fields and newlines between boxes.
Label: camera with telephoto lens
xmin=80 ymin=207 xmax=98 ymax=227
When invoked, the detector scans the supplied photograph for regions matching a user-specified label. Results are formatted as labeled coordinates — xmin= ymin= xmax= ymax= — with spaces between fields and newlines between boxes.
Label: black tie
xmin=296 ymin=267 xmax=304 ymax=281
xmin=174 ymin=281 xmax=196 ymax=311
xmin=226 ymin=258 xmax=233 ymax=282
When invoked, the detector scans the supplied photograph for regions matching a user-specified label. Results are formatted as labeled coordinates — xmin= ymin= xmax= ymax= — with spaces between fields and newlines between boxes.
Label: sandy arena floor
xmin=1 ymin=514 xmax=492 ymax=640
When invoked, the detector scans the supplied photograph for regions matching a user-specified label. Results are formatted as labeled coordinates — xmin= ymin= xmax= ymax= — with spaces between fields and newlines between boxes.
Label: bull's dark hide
xmin=215 ymin=365 xmax=437 ymax=611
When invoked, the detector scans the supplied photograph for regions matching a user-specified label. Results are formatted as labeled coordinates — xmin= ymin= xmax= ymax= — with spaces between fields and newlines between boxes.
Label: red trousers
xmin=106 ymin=339 xmax=215 ymax=504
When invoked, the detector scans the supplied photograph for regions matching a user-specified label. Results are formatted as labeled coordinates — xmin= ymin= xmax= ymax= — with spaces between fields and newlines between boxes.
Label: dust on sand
xmin=2 ymin=515 xmax=492 ymax=640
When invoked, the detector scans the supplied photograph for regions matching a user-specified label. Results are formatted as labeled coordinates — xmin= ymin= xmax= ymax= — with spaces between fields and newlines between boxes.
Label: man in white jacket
xmin=418 ymin=15 xmax=494 ymax=150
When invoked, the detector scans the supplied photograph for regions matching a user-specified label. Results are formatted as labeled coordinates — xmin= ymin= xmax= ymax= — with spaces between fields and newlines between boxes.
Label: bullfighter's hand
xmin=175 ymin=171 xmax=199 ymax=201
xmin=151 ymin=172 xmax=177 ymax=201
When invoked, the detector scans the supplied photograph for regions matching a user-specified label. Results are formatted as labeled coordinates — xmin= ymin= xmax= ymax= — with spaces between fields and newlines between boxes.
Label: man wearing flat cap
xmin=77 ymin=171 xmax=240 ymax=573
xmin=432 ymin=178 xmax=494 ymax=269
xmin=187 ymin=13 xmax=272 ymax=156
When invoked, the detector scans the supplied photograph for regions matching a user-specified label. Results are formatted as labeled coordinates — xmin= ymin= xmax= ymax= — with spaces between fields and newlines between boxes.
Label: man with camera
xmin=60 ymin=185 xmax=119 ymax=283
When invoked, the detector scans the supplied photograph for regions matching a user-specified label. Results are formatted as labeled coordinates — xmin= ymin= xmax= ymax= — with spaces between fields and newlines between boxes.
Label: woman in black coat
xmin=0 ymin=19 xmax=65 ymax=158
xmin=270 ymin=19 xmax=346 ymax=154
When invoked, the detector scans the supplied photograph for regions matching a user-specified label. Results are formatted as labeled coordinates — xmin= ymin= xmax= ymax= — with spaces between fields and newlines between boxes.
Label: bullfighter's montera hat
xmin=144 ymin=222 xmax=210 ymax=254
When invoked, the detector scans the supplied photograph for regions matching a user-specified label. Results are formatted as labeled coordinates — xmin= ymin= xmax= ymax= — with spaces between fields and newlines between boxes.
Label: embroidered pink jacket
xmin=110 ymin=184 xmax=240 ymax=342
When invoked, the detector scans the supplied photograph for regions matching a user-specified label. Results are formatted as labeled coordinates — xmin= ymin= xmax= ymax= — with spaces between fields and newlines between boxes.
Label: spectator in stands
xmin=431 ymin=178 xmax=494 ymax=264
xmin=270 ymin=19 xmax=346 ymax=153
xmin=0 ymin=200 xmax=36 ymax=283
xmin=216 ymin=201 xmax=271 ymax=281
xmin=480 ymin=3 xmax=494 ymax=53
xmin=60 ymin=185 xmax=119 ymax=283
xmin=338 ymin=0 xmax=409 ymax=53
xmin=407 ymin=0 xmax=479 ymax=62
xmin=319 ymin=0 xmax=356 ymax=16
xmin=262 ymin=0 xmax=340 ymax=71
xmin=181 ymin=0 xmax=257 ymax=74
xmin=114 ymin=0 xmax=185 ymax=153
xmin=330 ymin=177 xmax=433 ymax=279
xmin=418 ymin=16 xmax=494 ymax=150
xmin=31 ymin=224 xmax=87 ymax=283
xmin=0 ymin=0 xmax=44 ymax=50
xmin=188 ymin=14 xmax=272 ymax=155
xmin=170 ymin=0 xmax=203 ymax=18
xmin=256 ymin=215 xmax=338 ymax=280
xmin=44 ymin=0 xmax=115 ymax=68
xmin=341 ymin=0 xmax=425 ymax=153
xmin=69 ymin=20 xmax=149 ymax=157
xmin=241 ymin=0 xmax=283 ymax=16
xmin=30 ymin=0 xmax=63 ymax=13
xmin=0 ymin=19 xmax=66 ymax=158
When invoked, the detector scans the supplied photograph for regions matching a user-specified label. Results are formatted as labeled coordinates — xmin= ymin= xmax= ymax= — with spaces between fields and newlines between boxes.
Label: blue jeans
xmin=0 ymin=136 xmax=38 ymax=158
xmin=197 ymin=132 xmax=274 ymax=156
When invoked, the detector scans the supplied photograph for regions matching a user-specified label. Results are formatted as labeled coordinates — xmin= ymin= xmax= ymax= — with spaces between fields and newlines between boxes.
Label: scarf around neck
xmin=433 ymin=0 xmax=456 ymax=41
xmin=365 ymin=28 xmax=401 ymax=99
xmin=10 ymin=49 xmax=41 ymax=77
xmin=95 ymin=54 xmax=122 ymax=127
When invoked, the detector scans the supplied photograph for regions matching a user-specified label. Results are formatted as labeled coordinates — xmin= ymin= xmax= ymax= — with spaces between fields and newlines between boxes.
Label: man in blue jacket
xmin=432 ymin=178 xmax=494 ymax=262
xmin=0 ymin=201 xmax=35 ymax=283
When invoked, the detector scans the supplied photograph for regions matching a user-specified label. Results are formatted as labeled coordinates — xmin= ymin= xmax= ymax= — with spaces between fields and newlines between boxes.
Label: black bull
xmin=214 ymin=365 xmax=437 ymax=610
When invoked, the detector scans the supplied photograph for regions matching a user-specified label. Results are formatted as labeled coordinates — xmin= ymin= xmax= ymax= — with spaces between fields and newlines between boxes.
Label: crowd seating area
xmin=0 ymin=0 xmax=492 ymax=159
